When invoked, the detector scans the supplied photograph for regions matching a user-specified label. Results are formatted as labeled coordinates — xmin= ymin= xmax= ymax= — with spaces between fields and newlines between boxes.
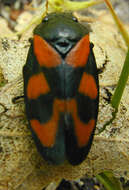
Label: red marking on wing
xmin=66 ymin=35 xmax=90 ymax=67
xmin=30 ymin=97 xmax=94 ymax=148
xmin=79 ymin=72 xmax=98 ymax=99
xmin=74 ymin=118 xmax=95 ymax=147
xmin=30 ymin=118 xmax=57 ymax=147
xmin=27 ymin=73 xmax=50 ymax=99
xmin=30 ymin=99 xmax=65 ymax=147
xmin=34 ymin=35 xmax=61 ymax=67
xmin=66 ymin=99 xmax=95 ymax=147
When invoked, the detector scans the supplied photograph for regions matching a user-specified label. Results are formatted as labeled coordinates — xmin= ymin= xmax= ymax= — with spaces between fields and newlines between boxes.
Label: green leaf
xmin=96 ymin=171 xmax=123 ymax=190
xmin=47 ymin=0 xmax=103 ymax=12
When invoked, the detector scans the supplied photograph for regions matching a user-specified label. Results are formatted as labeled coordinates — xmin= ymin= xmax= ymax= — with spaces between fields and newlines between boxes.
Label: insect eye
xmin=72 ymin=16 xmax=78 ymax=22
xmin=43 ymin=16 xmax=49 ymax=22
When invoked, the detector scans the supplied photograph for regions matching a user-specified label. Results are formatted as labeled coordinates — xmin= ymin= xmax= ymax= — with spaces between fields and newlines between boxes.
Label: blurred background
xmin=0 ymin=0 xmax=129 ymax=31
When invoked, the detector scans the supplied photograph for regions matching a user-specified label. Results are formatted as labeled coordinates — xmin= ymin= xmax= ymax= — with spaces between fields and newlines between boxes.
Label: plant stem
xmin=111 ymin=50 xmax=129 ymax=109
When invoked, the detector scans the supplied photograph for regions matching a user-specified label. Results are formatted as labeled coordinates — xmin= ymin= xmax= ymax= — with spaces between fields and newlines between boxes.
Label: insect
xmin=23 ymin=12 xmax=99 ymax=165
